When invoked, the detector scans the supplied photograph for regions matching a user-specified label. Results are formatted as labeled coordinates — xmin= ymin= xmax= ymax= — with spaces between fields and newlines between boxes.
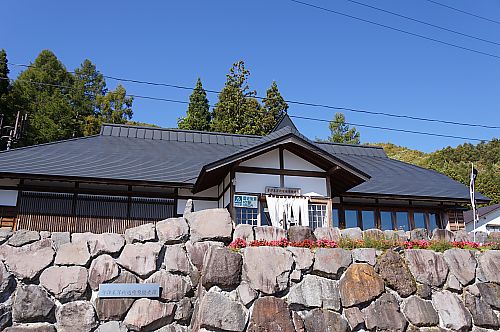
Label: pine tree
xmin=261 ymin=81 xmax=289 ymax=133
xmin=0 ymin=49 xmax=9 ymax=98
xmin=211 ymin=61 xmax=262 ymax=135
xmin=84 ymin=85 xmax=133 ymax=135
xmin=12 ymin=50 xmax=75 ymax=146
xmin=323 ymin=112 xmax=360 ymax=144
xmin=178 ymin=78 xmax=211 ymax=131
xmin=71 ymin=59 xmax=107 ymax=137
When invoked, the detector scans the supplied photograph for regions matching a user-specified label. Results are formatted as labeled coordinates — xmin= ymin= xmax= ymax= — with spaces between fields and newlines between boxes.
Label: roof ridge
xmin=0 ymin=135 xmax=100 ymax=154
xmin=315 ymin=141 xmax=385 ymax=150
xmin=100 ymin=123 xmax=263 ymax=139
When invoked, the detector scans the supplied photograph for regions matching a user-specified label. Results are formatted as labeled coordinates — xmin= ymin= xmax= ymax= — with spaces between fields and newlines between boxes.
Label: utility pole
xmin=0 ymin=111 xmax=27 ymax=150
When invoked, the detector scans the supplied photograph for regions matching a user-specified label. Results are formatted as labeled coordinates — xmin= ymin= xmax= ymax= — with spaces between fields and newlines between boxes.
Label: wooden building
xmin=0 ymin=115 xmax=489 ymax=233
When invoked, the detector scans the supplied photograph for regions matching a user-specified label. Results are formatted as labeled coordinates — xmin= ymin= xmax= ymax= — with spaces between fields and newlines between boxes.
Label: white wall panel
xmin=284 ymin=176 xmax=327 ymax=197
xmin=240 ymin=149 xmax=280 ymax=169
xmin=193 ymin=200 xmax=218 ymax=211
xmin=235 ymin=173 xmax=280 ymax=194
xmin=224 ymin=189 xmax=230 ymax=208
xmin=0 ymin=190 xmax=17 ymax=206
xmin=283 ymin=150 xmax=323 ymax=171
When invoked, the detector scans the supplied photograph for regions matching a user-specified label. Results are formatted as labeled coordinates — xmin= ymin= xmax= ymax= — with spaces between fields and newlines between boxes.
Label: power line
xmin=3 ymin=76 xmax=492 ymax=142
xmin=290 ymin=115 xmax=488 ymax=142
xmin=288 ymin=0 xmax=500 ymax=60
xmin=3 ymin=62 xmax=499 ymax=129
xmin=423 ymin=0 xmax=500 ymax=26
xmin=344 ymin=0 xmax=500 ymax=46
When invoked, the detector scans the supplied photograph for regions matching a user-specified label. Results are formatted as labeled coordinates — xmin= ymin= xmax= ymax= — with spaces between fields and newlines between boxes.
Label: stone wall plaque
xmin=98 ymin=283 xmax=160 ymax=298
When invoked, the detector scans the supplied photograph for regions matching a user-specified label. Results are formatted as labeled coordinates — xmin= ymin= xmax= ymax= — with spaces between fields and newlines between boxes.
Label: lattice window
xmin=235 ymin=207 xmax=258 ymax=226
xmin=308 ymin=204 xmax=327 ymax=230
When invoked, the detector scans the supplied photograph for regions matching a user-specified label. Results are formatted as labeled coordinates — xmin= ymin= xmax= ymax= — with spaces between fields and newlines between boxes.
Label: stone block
xmin=288 ymin=226 xmax=316 ymax=242
xmin=12 ymin=284 xmax=55 ymax=323
xmin=432 ymin=290 xmax=472 ymax=331
xmin=55 ymin=241 xmax=90 ymax=266
xmin=352 ymin=248 xmax=376 ymax=265
xmin=5 ymin=240 xmax=54 ymax=281
xmin=341 ymin=227 xmax=363 ymax=240
xmin=443 ymin=248 xmax=476 ymax=286
xmin=124 ymin=223 xmax=156 ymax=244
xmin=201 ymin=246 xmax=242 ymax=289
xmin=117 ymin=242 xmax=162 ymax=278
xmin=302 ymin=309 xmax=349 ymax=332
xmin=405 ymin=249 xmax=448 ymax=287
xmin=477 ymin=250 xmax=500 ymax=284
xmin=248 ymin=296 xmax=294 ymax=332
xmin=339 ymin=263 xmax=385 ymax=307
xmin=186 ymin=208 xmax=233 ymax=243
xmin=39 ymin=266 xmax=87 ymax=302
xmin=313 ymin=227 xmax=341 ymax=241
xmin=402 ymin=296 xmax=439 ymax=327
xmin=88 ymin=254 xmax=119 ymax=291
xmin=145 ymin=270 xmax=191 ymax=302
xmin=87 ymin=233 xmax=125 ymax=257
xmin=286 ymin=246 xmax=314 ymax=270
xmin=312 ymin=248 xmax=351 ymax=279
xmin=123 ymin=299 xmax=175 ymax=331
xmin=364 ymin=293 xmax=408 ymax=332
xmin=233 ymin=224 xmax=254 ymax=242
xmin=55 ymin=301 xmax=97 ymax=332
xmin=156 ymin=217 xmax=189 ymax=244
xmin=287 ymin=274 xmax=340 ymax=311
xmin=7 ymin=230 xmax=40 ymax=247
xmin=164 ymin=244 xmax=192 ymax=275
xmin=254 ymin=226 xmax=286 ymax=242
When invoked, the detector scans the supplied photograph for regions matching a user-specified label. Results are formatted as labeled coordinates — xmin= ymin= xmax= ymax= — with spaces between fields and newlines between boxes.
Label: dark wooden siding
xmin=16 ymin=191 xmax=175 ymax=233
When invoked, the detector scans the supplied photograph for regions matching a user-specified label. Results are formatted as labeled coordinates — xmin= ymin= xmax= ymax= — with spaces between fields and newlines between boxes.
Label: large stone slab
xmin=186 ymin=208 xmax=233 ymax=243
xmin=164 ymin=244 xmax=192 ymax=275
xmin=464 ymin=292 xmax=499 ymax=329
xmin=243 ymin=246 xmax=293 ymax=294
xmin=352 ymin=248 xmax=376 ymax=266
xmin=87 ymin=233 xmax=125 ymax=257
xmin=55 ymin=241 xmax=90 ymax=266
xmin=443 ymin=248 xmax=476 ymax=286
xmin=55 ymin=301 xmax=97 ymax=332
xmin=4 ymin=240 xmax=54 ymax=281
xmin=287 ymin=274 xmax=340 ymax=311
xmin=477 ymin=250 xmax=500 ymax=284
xmin=476 ymin=283 xmax=500 ymax=309
xmin=432 ymin=290 xmax=472 ymax=332
xmin=201 ymin=246 xmax=242 ymax=289
xmin=0 ymin=227 xmax=13 ymax=244
xmin=248 ymin=297 xmax=294 ymax=332
xmin=406 ymin=249 xmax=449 ymax=287
xmin=312 ymin=248 xmax=351 ymax=279
xmin=174 ymin=297 xmax=193 ymax=323
xmin=236 ymin=282 xmax=258 ymax=306
xmin=288 ymin=226 xmax=316 ymax=242
xmin=185 ymin=241 xmax=224 ymax=271
xmin=376 ymin=250 xmax=416 ymax=297
xmin=233 ymin=224 xmax=254 ymax=242
xmin=302 ymin=308 xmax=349 ymax=332
xmin=124 ymin=299 xmax=175 ymax=331
xmin=286 ymin=247 xmax=314 ymax=270
xmin=157 ymin=217 xmax=189 ymax=244
xmin=0 ymin=298 xmax=12 ymax=330
xmin=0 ymin=261 xmax=15 ymax=301
xmin=125 ymin=223 xmax=156 ymax=244
xmin=339 ymin=263 xmax=385 ymax=307
xmin=39 ymin=266 xmax=87 ymax=302
xmin=7 ymin=230 xmax=40 ymax=247
xmin=145 ymin=270 xmax=191 ymax=301
xmin=50 ymin=232 xmax=70 ymax=251
xmin=117 ymin=242 xmax=162 ymax=278
xmin=344 ymin=307 xmax=364 ymax=330
xmin=96 ymin=321 xmax=127 ymax=332
xmin=253 ymin=226 xmax=287 ymax=242
xmin=402 ymin=296 xmax=439 ymax=327
xmin=313 ymin=227 xmax=341 ymax=241
xmin=341 ymin=227 xmax=362 ymax=240
xmin=12 ymin=284 xmax=55 ymax=323
xmin=88 ymin=254 xmax=119 ymax=291
xmin=4 ymin=323 xmax=56 ymax=332
xmin=198 ymin=291 xmax=247 ymax=332
xmin=94 ymin=270 xmax=137 ymax=321
xmin=431 ymin=229 xmax=454 ymax=242
xmin=364 ymin=293 xmax=408 ymax=332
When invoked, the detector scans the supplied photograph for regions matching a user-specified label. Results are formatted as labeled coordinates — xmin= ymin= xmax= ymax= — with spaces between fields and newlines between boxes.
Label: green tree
xmin=261 ymin=81 xmax=289 ymax=133
xmin=321 ymin=112 xmax=360 ymax=144
xmin=178 ymin=78 xmax=211 ymax=131
xmin=84 ymin=85 xmax=133 ymax=135
xmin=71 ymin=59 xmax=107 ymax=137
xmin=0 ymin=49 xmax=13 ymax=125
xmin=12 ymin=50 xmax=75 ymax=146
xmin=211 ymin=60 xmax=263 ymax=135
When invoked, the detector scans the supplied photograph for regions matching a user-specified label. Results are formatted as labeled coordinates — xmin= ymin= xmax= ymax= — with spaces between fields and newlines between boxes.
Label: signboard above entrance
xmin=234 ymin=194 xmax=258 ymax=208
xmin=265 ymin=187 xmax=301 ymax=196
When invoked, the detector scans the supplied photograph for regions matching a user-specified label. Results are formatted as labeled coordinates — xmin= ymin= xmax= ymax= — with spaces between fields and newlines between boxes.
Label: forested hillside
xmin=370 ymin=140 xmax=500 ymax=204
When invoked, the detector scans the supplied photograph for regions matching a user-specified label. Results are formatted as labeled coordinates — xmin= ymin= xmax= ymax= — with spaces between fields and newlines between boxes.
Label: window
xmin=380 ymin=211 xmax=393 ymax=230
xmin=332 ymin=208 xmax=339 ymax=228
xmin=235 ymin=207 xmax=258 ymax=226
xmin=429 ymin=213 xmax=439 ymax=231
xmin=396 ymin=212 xmax=410 ymax=231
xmin=414 ymin=212 xmax=426 ymax=229
xmin=308 ymin=204 xmax=327 ymax=230
xmin=345 ymin=210 xmax=358 ymax=228
xmin=361 ymin=210 xmax=375 ymax=230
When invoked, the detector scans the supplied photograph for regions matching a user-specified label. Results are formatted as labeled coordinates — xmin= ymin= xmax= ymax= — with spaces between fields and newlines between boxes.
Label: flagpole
xmin=470 ymin=163 xmax=477 ymax=242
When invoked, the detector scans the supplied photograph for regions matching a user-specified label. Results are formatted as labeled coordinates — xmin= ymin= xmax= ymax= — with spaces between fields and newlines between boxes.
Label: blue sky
xmin=3 ymin=0 xmax=500 ymax=152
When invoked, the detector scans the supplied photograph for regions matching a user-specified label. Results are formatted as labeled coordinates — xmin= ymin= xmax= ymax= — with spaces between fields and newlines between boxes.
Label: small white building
xmin=465 ymin=204 xmax=500 ymax=233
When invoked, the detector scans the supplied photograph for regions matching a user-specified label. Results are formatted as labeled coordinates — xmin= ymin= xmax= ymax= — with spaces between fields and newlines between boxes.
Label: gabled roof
xmin=0 ymin=121 xmax=490 ymax=203
xmin=464 ymin=204 xmax=500 ymax=224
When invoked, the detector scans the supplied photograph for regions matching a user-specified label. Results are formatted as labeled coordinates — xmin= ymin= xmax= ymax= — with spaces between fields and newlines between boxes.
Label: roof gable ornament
xmin=272 ymin=113 xmax=298 ymax=132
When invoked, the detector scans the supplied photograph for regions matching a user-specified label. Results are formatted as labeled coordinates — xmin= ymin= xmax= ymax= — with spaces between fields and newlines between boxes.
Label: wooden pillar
xmin=339 ymin=196 xmax=345 ymax=229
xmin=229 ymin=169 xmax=236 ymax=222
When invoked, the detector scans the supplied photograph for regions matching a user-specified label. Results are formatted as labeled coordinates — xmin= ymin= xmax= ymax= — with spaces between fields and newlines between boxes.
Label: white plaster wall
xmin=235 ymin=173 xmax=280 ymax=194
xmin=284 ymin=176 xmax=327 ymax=197
xmin=223 ymin=189 xmax=230 ymax=208
xmin=0 ymin=190 xmax=18 ymax=206
xmin=240 ymin=149 xmax=280 ymax=169
xmin=467 ymin=209 xmax=500 ymax=233
xmin=283 ymin=149 xmax=323 ymax=171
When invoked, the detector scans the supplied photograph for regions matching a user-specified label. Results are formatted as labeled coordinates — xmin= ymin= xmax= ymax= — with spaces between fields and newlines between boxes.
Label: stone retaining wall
xmin=0 ymin=206 xmax=498 ymax=331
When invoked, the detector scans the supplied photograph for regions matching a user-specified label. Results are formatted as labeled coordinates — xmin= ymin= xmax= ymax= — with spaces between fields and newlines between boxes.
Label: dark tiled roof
xmin=0 ymin=123 xmax=489 ymax=202
xmin=464 ymin=204 xmax=500 ymax=224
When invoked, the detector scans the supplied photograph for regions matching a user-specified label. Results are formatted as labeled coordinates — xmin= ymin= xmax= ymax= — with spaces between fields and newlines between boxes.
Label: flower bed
xmin=228 ymin=237 xmax=500 ymax=252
